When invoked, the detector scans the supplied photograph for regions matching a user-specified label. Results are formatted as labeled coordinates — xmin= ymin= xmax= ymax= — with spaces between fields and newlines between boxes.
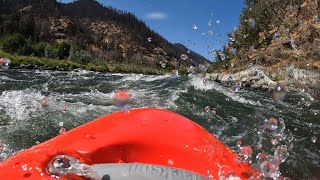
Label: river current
xmin=0 ymin=69 xmax=319 ymax=179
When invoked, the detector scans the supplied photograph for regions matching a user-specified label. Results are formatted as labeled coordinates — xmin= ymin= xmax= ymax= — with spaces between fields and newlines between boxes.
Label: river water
xmin=0 ymin=69 xmax=319 ymax=179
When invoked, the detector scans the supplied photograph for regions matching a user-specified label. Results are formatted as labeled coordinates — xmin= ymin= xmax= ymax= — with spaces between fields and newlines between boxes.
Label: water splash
xmin=0 ymin=140 xmax=12 ymax=162
xmin=238 ymin=146 xmax=253 ymax=163
xmin=250 ymin=117 xmax=294 ymax=179
xmin=260 ymin=160 xmax=280 ymax=179
xmin=218 ymin=165 xmax=240 ymax=180
xmin=274 ymin=145 xmax=289 ymax=163
xmin=0 ymin=141 xmax=7 ymax=161
xmin=256 ymin=153 xmax=268 ymax=166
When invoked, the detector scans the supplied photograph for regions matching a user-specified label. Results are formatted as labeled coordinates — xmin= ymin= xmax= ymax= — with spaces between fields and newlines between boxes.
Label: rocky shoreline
xmin=206 ymin=66 xmax=320 ymax=99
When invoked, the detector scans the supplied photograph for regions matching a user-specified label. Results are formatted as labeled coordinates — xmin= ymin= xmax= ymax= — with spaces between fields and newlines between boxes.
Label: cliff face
xmin=0 ymin=0 xmax=210 ymax=69
xmin=224 ymin=0 xmax=320 ymax=70
xmin=215 ymin=0 xmax=320 ymax=98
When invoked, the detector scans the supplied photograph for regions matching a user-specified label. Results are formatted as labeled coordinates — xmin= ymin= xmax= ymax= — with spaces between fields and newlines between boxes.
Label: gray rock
xmin=208 ymin=66 xmax=277 ymax=90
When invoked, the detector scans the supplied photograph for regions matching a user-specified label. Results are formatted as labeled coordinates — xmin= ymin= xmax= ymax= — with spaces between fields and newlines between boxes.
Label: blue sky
xmin=61 ymin=0 xmax=244 ymax=61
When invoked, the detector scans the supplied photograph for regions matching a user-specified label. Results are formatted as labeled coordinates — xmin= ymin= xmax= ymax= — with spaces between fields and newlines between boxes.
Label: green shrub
xmin=69 ymin=46 xmax=93 ymax=64
xmin=17 ymin=45 xmax=34 ymax=56
xmin=44 ymin=42 xmax=71 ymax=59
xmin=32 ymin=42 xmax=48 ymax=57
xmin=0 ymin=34 xmax=26 ymax=53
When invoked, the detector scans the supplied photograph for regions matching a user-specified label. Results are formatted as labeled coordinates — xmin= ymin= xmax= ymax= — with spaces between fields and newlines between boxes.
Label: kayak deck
xmin=0 ymin=108 xmax=258 ymax=179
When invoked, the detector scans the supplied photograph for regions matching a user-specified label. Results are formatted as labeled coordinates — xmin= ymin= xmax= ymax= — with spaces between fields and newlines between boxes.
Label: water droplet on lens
xmin=248 ymin=18 xmax=256 ymax=28
xmin=40 ymin=97 xmax=49 ymax=107
xmin=204 ymin=106 xmax=210 ymax=113
xmin=264 ymin=118 xmax=278 ymax=131
xmin=272 ymin=84 xmax=286 ymax=101
xmin=59 ymin=128 xmax=67 ymax=135
xmin=229 ymin=48 xmax=237 ymax=55
xmin=171 ymin=70 xmax=179 ymax=79
xmin=288 ymin=143 xmax=294 ymax=151
xmin=272 ymin=32 xmax=280 ymax=41
xmin=114 ymin=90 xmax=132 ymax=112
xmin=236 ymin=139 xmax=242 ymax=147
xmin=0 ymin=141 xmax=5 ymax=152
xmin=289 ymin=38 xmax=297 ymax=51
xmin=271 ymin=138 xmax=279 ymax=146
xmin=256 ymin=153 xmax=268 ymax=166
xmin=0 ymin=58 xmax=11 ymax=70
xmin=231 ymin=117 xmax=238 ymax=123
xmin=199 ymin=64 xmax=207 ymax=73
xmin=256 ymin=143 xmax=262 ymax=150
xmin=239 ymin=146 xmax=253 ymax=163
xmin=63 ymin=105 xmax=68 ymax=113
xmin=180 ymin=54 xmax=188 ymax=60
xmin=167 ymin=159 xmax=174 ymax=166
xmin=232 ymin=80 xmax=241 ymax=93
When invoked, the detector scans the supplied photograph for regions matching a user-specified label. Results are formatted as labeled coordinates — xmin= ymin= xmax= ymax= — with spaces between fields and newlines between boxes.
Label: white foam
xmin=141 ymin=75 xmax=170 ymax=82
xmin=0 ymin=75 xmax=18 ymax=81
xmin=189 ymin=75 xmax=262 ymax=106
xmin=121 ymin=74 xmax=144 ymax=81
xmin=0 ymin=89 xmax=42 ymax=122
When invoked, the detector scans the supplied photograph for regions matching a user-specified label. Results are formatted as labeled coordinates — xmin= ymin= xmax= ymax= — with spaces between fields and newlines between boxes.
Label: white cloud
xmin=145 ymin=12 xmax=168 ymax=20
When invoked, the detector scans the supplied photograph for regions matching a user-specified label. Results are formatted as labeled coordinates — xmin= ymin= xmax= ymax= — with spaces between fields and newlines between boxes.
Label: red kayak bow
xmin=0 ymin=108 xmax=258 ymax=179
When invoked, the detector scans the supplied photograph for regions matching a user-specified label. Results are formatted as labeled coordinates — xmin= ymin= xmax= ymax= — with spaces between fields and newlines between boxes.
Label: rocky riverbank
xmin=207 ymin=66 xmax=320 ymax=99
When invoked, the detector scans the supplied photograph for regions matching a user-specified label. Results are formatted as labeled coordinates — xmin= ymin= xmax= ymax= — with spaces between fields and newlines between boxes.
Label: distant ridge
xmin=0 ymin=0 xmax=210 ymax=70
